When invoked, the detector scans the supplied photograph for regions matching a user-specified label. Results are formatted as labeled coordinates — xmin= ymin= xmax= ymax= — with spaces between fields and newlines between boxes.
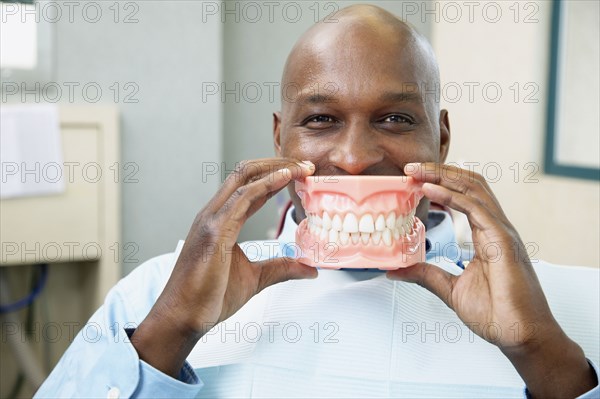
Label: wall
xmin=430 ymin=0 xmax=599 ymax=267
xmin=50 ymin=2 xmax=223 ymax=274
xmin=1 ymin=3 xmax=223 ymax=396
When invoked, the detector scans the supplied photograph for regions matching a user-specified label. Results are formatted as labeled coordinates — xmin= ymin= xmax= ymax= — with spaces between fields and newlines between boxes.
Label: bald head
xmin=281 ymin=4 xmax=440 ymax=116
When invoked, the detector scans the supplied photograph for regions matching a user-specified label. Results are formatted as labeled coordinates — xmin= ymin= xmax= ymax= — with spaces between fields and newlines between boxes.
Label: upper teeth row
xmin=305 ymin=210 xmax=416 ymax=247
xmin=307 ymin=210 xmax=415 ymax=235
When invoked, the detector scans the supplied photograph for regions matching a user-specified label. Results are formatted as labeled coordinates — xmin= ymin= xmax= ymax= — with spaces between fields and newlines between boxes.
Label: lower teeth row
xmin=307 ymin=224 xmax=413 ymax=246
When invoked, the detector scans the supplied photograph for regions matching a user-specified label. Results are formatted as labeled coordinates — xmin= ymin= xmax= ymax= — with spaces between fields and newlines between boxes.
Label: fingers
xmin=179 ymin=158 xmax=314 ymax=280
xmin=222 ymin=166 xmax=301 ymax=226
xmin=420 ymin=180 xmax=516 ymax=262
xmin=255 ymin=257 xmax=318 ymax=292
xmin=196 ymin=159 xmax=314 ymax=243
xmin=405 ymin=162 xmax=506 ymax=221
xmin=421 ymin=182 xmax=501 ymax=232
xmin=387 ymin=262 xmax=456 ymax=310
xmin=207 ymin=158 xmax=314 ymax=213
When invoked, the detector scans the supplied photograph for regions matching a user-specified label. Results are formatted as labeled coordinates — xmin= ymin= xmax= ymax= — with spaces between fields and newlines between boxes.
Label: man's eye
xmin=308 ymin=115 xmax=335 ymax=124
xmin=382 ymin=114 xmax=413 ymax=124
xmin=303 ymin=115 xmax=337 ymax=129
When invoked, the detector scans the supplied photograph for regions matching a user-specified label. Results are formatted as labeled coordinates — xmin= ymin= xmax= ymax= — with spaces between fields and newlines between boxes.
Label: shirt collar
xmin=277 ymin=206 xmax=460 ymax=264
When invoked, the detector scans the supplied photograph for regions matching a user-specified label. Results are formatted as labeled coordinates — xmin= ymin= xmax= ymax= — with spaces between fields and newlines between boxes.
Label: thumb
xmin=386 ymin=262 xmax=457 ymax=310
xmin=255 ymin=257 xmax=318 ymax=292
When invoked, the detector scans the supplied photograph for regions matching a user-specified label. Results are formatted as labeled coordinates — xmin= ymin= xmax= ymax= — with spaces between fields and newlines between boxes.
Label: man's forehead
xmin=282 ymin=45 xmax=432 ymax=108
xmin=287 ymin=46 xmax=428 ymax=84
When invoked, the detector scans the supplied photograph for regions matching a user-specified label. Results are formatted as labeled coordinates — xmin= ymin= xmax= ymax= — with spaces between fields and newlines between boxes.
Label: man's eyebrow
xmin=379 ymin=91 xmax=423 ymax=103
xmin=298 ymin=93 xmax=336 ymax=105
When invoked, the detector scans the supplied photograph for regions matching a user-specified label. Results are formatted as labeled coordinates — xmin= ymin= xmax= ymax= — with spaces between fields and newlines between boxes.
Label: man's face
xmin=274 ymin=29 xmax=450 ymax=223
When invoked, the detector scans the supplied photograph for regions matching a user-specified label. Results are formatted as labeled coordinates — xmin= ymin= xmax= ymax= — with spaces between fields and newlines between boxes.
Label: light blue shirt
xmin=36 ymin=209 xmax=599 ymax=398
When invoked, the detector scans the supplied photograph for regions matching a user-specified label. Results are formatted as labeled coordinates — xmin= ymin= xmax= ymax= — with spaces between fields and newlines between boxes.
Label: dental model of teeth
xmin=304 ymin=209 xmax=416 ymax=247
xmin=294 ymin=176 xmax=426 ymax=270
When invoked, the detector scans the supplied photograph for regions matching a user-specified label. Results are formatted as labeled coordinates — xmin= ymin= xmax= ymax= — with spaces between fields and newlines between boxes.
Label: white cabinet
xmin=1 ymin=105 xmax=120 ymax=307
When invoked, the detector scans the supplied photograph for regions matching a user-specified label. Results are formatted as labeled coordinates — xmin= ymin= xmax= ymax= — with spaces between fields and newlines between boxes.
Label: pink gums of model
xmin=295 ymin=176 xmax=426 ymax=270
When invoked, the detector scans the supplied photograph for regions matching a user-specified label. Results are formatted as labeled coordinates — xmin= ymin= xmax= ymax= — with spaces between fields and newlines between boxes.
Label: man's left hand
xmin=387 ymin=162 xmax=597 ymax=399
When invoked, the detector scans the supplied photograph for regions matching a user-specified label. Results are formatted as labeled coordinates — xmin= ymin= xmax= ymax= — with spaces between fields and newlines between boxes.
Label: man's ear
xmin=273 ymin=111 xmax=282 ymax=157
xmin=439 ymin=109 xmax=451 ymax=163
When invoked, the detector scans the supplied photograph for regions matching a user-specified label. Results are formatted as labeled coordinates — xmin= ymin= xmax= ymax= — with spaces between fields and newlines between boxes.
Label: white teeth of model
xmin=312 ymin=209 xmax=418 ymax=243
xmin=342 ymin=213 xmax=359 ymax=233
xmin=382 ymin=229 xmax=392 ymax=246
xmin=319 ymin=227 xmax=328 ymax=241
xmin=332 ymin=214 xmax=343 ymax=231
xmin=322 ymin=211 xmax=332 ymax=230
xmin=360 ymin=232 xmax=370 ymax=244
xmin=328 ymin=229 xmax=339 ymax=244
xmin=375 ymin=214 xmax=386 ymax=231
xmin=340 ymin=231 xmax=350 ymax=245
xmin=359 ymin=214 xmax=375 ymax=233
xmin=395 ymin=215 xmax=405 ymax=231
xmin=386 ymin=212 xmax=396 ymax=229
xmin=372 ymin=231 xmax=382 ymax=245
xmin=314 ymin=214 xmax=322 ymax=227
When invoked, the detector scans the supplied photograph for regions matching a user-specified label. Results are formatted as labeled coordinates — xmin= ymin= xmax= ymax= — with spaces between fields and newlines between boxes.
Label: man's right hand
xmin=131 ymin=158 xmax=317 ymax=378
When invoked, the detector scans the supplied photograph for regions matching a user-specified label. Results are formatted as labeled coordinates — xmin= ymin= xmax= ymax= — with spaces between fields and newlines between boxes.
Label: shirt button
xmin=107 ymin=387 xmax=120 ymax=399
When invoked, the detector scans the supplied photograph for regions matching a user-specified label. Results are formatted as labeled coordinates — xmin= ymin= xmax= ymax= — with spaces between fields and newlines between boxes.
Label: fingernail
xmin=404 ymin=163 xmax=420 ymax=174
xmin=300 ymin=160 xmax=315 ymax=170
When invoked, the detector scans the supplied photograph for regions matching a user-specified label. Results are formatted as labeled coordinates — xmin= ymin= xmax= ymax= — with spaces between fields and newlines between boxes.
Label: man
xmin=37 ymin=5 xmax=598 ymax=398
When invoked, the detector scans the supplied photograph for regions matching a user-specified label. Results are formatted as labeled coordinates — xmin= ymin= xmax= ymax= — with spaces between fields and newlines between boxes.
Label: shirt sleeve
xmin=523 ymin=359 xmax=599 ymax=399
xmin=34 ymin=252 xmax=204 ymax=398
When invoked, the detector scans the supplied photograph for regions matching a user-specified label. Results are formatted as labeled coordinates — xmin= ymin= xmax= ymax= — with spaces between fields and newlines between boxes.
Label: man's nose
xmin=327 ymin=124 xmax=384 ymax=175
